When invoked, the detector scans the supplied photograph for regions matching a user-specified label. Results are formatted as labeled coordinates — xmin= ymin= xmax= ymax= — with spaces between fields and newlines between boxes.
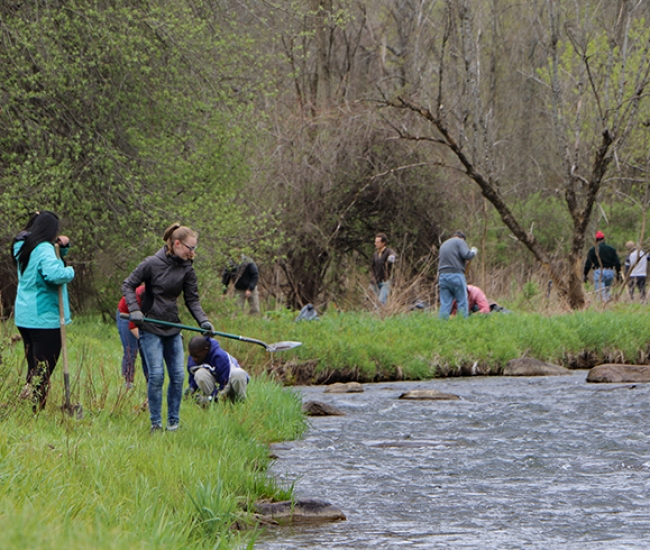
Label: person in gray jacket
xmin=437 ymin=231 xmax=477 ymax=319
xmin=123 ymin=223 xmax=213 ymax=433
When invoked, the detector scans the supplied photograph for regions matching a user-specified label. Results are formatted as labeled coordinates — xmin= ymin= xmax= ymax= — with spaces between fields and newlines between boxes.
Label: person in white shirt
xmin=624 ymin=241 xmax=647 ymax=302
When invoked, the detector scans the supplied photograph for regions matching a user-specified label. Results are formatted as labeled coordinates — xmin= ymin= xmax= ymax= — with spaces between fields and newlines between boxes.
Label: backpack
xmin=295 ymin=304 xmax=320 ymax=321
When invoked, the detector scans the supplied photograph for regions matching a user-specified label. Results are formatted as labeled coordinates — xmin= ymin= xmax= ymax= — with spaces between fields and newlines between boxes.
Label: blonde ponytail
xmin=163 ymin=223 xmax=197 ymax=254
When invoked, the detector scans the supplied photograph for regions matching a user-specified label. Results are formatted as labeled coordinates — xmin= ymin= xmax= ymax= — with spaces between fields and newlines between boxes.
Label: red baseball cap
xmin=595 ymin=231 xmax=605 ymax=239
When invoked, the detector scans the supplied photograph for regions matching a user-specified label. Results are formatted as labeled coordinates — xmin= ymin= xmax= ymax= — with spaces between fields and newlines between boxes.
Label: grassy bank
xmin=0 ymin=320 xmax=306 ymax=550
xmin=1 ymin=304 xmax=649 ymax=548
xmin=71 ymin=306 xmax=649 ymax=383
xmin=203 ymin=305 xmax=650 ymax=382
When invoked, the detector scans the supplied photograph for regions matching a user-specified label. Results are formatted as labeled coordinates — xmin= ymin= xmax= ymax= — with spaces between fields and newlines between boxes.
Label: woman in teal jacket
xmin=14 ymin=211 xmax=75 ymax=411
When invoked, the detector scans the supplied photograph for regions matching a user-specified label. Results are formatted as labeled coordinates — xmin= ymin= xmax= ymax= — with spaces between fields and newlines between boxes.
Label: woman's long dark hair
xmin=17 ymin=211 xmax=60 ymax=274
xmin=11 ymin=211 xmax=40 ymax=266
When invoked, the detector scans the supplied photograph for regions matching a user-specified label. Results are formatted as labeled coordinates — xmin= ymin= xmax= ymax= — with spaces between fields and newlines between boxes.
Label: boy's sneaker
xmin=150 ymin=424 xmax=163 ymax=434
xmin=166 ymin=423 xmax=180 ymax=432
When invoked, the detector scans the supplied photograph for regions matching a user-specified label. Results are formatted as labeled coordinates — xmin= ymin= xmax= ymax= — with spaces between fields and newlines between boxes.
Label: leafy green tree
xmin=0 ymin=1 xmax=275 ymax=312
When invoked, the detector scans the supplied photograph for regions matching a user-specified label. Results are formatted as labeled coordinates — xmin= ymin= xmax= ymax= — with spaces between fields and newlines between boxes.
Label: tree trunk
xmin=388 ymin=95 xmax=586 ymax=306
xmin=311 ymin=0 xmax=332 ymax=108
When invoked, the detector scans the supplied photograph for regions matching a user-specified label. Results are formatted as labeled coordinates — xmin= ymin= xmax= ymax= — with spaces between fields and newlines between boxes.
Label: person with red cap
xmin=584 ymin=231 xmax=621 ymax=301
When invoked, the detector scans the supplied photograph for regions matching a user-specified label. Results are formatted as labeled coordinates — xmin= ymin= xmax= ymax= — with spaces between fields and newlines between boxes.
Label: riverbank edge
xmin=266 ymin=347 xmax=641 ymax=385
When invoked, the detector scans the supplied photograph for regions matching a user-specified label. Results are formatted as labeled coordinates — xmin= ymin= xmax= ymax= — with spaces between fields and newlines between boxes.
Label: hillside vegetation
xmin=2 ymin=1 xmax=650 ymax=312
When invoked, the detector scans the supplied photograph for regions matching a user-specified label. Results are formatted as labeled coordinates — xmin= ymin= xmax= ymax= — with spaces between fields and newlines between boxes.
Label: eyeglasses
xmin=180 ymin=241 xmax=197 ymax=252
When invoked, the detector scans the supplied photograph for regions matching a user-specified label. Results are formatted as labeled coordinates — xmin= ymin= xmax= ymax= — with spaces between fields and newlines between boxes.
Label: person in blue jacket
xmin=186 ymin=335 xmax=249 ymax=406
xmin=13 ymin=211 xmax=75 ymax=411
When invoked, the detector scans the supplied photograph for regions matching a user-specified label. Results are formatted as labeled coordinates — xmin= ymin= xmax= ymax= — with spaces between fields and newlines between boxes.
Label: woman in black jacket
xmin=122 ymin=223 xmax=213 ymax=433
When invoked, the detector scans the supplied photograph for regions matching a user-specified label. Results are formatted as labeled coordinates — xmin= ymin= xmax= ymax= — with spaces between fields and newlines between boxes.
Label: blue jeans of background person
xmin=140 ymin=331 xmax=184 ymax=428
xmin=116 ymin=310 xmax=149 ymax=385
xmin=372 ymin=282 xmax=390 ymax=305
xmin=593 ymin=268 xmax=615 ymax=301
xmin=439 ymin=273 xmax=468 ymax=319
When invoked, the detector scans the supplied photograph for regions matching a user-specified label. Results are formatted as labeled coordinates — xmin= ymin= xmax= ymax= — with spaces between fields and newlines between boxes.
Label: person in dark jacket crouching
xmin=122 ymin=223 xmax=213 ymax=433
xmin=186 ymin=335 xmax=249 ymax=406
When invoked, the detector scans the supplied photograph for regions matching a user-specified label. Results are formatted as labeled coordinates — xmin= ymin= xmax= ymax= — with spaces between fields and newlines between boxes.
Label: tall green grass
xmin=280 ymin=305 xmax=650 ymax=379
xmin=0 ymin=319 xmax=306 ymax=550
xmin=142 ymin=304 xmax=650 ymax=380
xmin=2 ymin=304 xmax=649 ymax=548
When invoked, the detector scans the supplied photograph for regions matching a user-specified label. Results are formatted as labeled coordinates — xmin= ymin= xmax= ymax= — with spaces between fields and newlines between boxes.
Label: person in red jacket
xmin=116 ymin=284 xmax=148 ymax=387
xmin=451 ymin=284 xmax=491 ymax=316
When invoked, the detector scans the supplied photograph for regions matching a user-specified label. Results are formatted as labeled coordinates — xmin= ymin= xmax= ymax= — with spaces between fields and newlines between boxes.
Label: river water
xmin=258 ymin=372 xmax=650 ymax=549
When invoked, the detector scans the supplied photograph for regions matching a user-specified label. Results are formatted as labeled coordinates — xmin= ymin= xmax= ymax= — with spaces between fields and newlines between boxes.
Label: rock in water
xmin=587 ymin=364 xmax=650 ymax=383
xmin=253 ymin=498 xmax=346 ymax=525
xmin=324 ymin=382 xmax=364 ymax=393
xmin=399 ymin=390 xmax=460 ymax=400
xmin=503 ymin=358 xmax=571 ymax=376
xmin=302 ymin=400 xmax=345 ymax=416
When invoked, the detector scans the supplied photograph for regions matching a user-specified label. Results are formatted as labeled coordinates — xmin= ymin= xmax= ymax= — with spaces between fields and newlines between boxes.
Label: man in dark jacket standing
xmin=584 ymin=231 xmax=621 ymax=302
xmin=371 ymin=233 xmax=397 ymax=305
xmin=222 ymin=254 xmax=260 ymax=314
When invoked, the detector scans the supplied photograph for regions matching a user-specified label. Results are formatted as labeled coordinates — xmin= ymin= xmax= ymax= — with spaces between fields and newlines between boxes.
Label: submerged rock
xmin=252 ymin=498 xmax=346 ymax=525
xmin=324 ymin=382 xmax=364 ymax=393
xmin=587 ymin=364 xmax=650 ymax=383
xmin=365 ymin=439 xmax=446 ymax=448
xmin=596 ymin=384 xmax=637 ymax=391
xmin=503 ymin=358 xmax=571 ymax=376
xmin=399 ymin=389 xmax=460 ymax=400
xmin=302 ymin=400 xmax=345 ymax=416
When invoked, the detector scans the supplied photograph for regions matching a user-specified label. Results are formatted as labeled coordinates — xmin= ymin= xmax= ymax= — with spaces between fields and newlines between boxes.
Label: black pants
xmin=17 ymin=327 xmax=61 ymax=411
xmin=628 ymin=276 xmax=647 ymax=301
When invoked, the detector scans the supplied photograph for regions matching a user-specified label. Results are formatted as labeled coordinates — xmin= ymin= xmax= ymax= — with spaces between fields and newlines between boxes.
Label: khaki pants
xmin=235 ymin=287 xmax=260 ymax=314
xmin=194 ymin=365 xmax=249 ymax=402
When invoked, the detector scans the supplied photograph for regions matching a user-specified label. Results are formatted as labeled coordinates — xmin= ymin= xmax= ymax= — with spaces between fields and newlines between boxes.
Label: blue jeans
xmin=372 ymin=282 xmax=390 ymax=305
xmin=593 ymin=268 xmax=615 ymax=301
xmin=140 ymin=331 xmax=185 ymax=428
xmin=439 ymin=273 xmax=468 ymax=319
xmin=116 ymin=310 xmax=148 ymax=384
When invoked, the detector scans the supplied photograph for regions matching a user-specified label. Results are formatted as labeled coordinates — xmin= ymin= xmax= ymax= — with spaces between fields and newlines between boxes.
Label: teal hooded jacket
xmin=14 ymin=241 xmax=75 ymax=329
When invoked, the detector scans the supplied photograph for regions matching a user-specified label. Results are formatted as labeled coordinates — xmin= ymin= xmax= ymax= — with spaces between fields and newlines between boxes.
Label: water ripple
xmin=259 ymin=372 xmax=650 ymax=549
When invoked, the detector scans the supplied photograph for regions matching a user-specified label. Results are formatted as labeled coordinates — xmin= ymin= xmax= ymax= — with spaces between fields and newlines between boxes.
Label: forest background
xmin=2 ymin=0 xmax=650 ymax=317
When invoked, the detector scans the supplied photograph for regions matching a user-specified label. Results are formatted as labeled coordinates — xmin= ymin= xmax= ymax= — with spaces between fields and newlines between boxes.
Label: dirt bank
xmin=265 ymin=348 xmax=647 ymax=385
